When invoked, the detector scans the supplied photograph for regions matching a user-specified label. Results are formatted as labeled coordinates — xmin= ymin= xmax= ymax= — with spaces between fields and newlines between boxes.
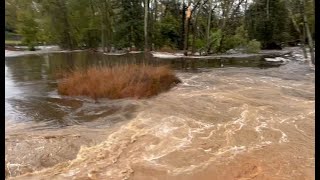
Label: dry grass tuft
xmin=57 ymin=64 xmax=181 ymax=100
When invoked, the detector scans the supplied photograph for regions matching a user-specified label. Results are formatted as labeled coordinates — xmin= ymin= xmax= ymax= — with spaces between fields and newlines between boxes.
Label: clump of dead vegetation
xmin=57 ymin=64 xmax=181 ymax=100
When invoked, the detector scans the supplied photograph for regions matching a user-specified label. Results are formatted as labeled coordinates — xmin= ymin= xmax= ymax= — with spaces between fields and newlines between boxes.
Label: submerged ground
xmin=5 ymin=48 xmax=314 ymax=179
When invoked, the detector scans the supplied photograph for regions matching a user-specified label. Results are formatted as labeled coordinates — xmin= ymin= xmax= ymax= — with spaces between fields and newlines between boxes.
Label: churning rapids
xmin=5 ymin=48 xmax=314 ymax=179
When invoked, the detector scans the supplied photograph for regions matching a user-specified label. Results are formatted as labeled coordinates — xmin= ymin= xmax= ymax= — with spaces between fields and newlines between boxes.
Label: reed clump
xmin=57 ymin=64 xmax=181 ymax=100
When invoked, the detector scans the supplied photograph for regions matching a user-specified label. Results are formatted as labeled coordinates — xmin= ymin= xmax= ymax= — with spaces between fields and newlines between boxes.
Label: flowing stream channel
xmin=5 ymin=48 xmax=314 ymax=179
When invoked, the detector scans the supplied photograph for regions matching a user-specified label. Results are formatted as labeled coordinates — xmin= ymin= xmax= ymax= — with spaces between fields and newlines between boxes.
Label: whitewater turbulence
xmin=8 ymin=59 xmax=314 ymax=180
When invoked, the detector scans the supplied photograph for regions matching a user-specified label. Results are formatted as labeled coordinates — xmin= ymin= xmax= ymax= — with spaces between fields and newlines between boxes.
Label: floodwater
xmin=5 ymin=49 xmax=314 ymax=179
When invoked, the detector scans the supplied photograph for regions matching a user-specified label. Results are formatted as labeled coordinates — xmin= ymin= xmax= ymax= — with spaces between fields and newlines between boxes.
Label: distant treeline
xmin=5 ymin=0 xmax=315 ymax=55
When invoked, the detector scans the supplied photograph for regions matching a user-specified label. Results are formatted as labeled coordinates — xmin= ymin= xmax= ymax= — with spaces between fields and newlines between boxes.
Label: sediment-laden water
xmin=5 ymin=48 xmax=314 ymax=179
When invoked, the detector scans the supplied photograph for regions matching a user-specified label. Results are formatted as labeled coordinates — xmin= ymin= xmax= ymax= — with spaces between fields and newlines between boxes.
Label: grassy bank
xmin=57 ymin=65 xmax=181 ymax=100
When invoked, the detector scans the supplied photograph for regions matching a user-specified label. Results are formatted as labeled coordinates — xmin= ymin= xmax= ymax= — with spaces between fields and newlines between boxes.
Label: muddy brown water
xmin=5 ymin=50 xmax=314 ymax=179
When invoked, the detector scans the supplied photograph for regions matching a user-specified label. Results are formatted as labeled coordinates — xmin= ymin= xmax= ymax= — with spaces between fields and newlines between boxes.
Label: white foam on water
xmin=255 ymin=122 xmax=268 ymax=133
xmin=61 ymin=169 xmax=80 ymax=177
xmin=151 ymin=52 xmax=184 ymax=59
xmin=294 ymin=124 xmax=306 ymax=134
xmin=280 ymin=118 xmax=290 ymax=124
xmin=272 ymin=127 xmax=288 ymax=143
xmin=264 ymin=57 xmax=290 ymax=62
xmin=215 ymin=146 xmax=247 ymax=156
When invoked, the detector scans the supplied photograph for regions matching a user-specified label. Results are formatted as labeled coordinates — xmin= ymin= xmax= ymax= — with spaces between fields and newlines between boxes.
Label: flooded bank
xmin=5 ymin=48 xmax=314 ymax=179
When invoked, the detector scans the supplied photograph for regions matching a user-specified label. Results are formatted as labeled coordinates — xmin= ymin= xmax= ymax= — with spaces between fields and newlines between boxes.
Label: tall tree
xmin=245 ymin=0 xmax=289 ymax=49
xmin=183 ymin=0 xmax=205 ymax=55
xmin=286 ymin=0 xmax=314 ymax=64
xmin=183 ymin=2 xmax=191 ymax=55
xmin=6 ymin=0 xmax=314 ymax=55
xmin=37 ymin=0 xmax=76 ymax=49
xmin=5 ymin=0 xmax=18 ymax=32
xmin=144 ymin=0 xmax=150 ymax=51
xmin=206 ymin=0 xmax=212 ymax=54
xmin=286 ymin=0 xmax=308 ymax=58
xmin=301 ymin=0 xmax=314 ymax=64
xmin=16 ymin=0 xmax=39 ymax=50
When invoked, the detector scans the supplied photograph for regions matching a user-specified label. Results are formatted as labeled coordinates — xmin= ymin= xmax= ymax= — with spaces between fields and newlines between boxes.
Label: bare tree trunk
xmin=144 ymin=0 xmax=149 ymax=52
xmin=58 ymin=0 xmax=74 ymax=50
xmin=190 ymin=1 xmax=205 ymax=54
xmin=101 ymin=23 xmax=105 ymax=52
xmin=183 ymin=18 xmax=189 ymax=56
xmin=191 ymin=20 xmax=197 ymax=54
xmin=302 ymin=25 xmax=308 ymax=58
xmin=218 ymin=0 xmax=230 ymax=53
xmin=266 ymin=0 xmax=270 ymax=20
xmin=244 ymin=0 xmax=248 ymax=13
xmin=286 ymin=1 xmax=307 ymax=58
xmin=105 ymin=0 xmax=112 ymax=53
xmin=89 ymin=0 xmax=95 ymax=17
xmin=191 ymin=5 xmax=202 ymax=55
xmin=130 ymin=25 xmax=133 ymax=48
xmin=154 ymin=0 xmax=158 ymax=21
xmin=100 ymin=0 xmax=106 ymax=53
xmin=304 ymin=17 xmax=315 ymax=65
xmin=206 ymin=0 xmax=212 ymax=54
xmin=302 ymin=0 xmax=315 ymax=65
xmin=180 ymin=0 xmax=186 ymax=50
xmin=152 ymin=0 xmax=158 ymax=50
xmin=183 ymin=3 xmax=191 ymax=56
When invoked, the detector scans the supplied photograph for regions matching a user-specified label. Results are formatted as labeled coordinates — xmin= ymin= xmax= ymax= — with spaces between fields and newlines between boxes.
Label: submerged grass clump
xmin=57 ymin=64 xmax=181 ymax=100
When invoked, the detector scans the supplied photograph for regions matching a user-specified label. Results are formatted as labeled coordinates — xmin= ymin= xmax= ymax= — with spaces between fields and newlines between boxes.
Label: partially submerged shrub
xmin=246 ymin=39 xmax=261 ymax=53
xmin=57 ymin=65 xmax=181 ymax=100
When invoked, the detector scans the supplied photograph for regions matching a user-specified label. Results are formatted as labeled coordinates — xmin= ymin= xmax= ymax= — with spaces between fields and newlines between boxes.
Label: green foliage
xmin=113 ymin=0 xmax=144 ymax=49
xmin=210 ymin=29 xmax=222 ymax=51
xmin=5 ymin=31 xmax=20 ymax=41
xmin=246 ymin=39 xmax=261 ymax=53
xmin=223 ymin=26 xmax=249 ymax=50
xmin=16 ymin=9 xmax=39 ymax=50
xmin=36 ymin=20 xmax=55 ymax=44
xmin=68 ymin=0 xmax=103 ymax=48
xmin=157 ymin=13 xmax=181 ymax=49
xmin=233 ymin=26 xmax=248 ymax=47
xmin=5 ymin=0 xmax=18 ymax=32
xmin=82 ymin=28 xmax=100 ymax=48
xmin=245 ymin=0 xmax=290 ymax=49
xmin=38 ymin=0 xmax=77 ymax=49
xmin=194 ymin=38 xmax=205 ymax=50
xmin=5 ymin=0 xmax=314 ymax=52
